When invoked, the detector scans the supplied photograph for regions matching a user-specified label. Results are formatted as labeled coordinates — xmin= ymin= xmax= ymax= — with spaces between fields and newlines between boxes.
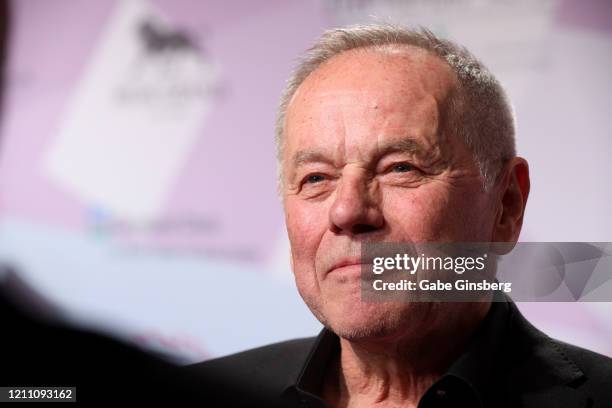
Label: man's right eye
xmin=305 ymin=174 xmax=326 ymax=184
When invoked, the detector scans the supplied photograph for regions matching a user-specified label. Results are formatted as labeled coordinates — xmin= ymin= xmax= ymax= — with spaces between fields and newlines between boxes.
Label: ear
xmin=492 ymin=157 xmax=530 ymax=244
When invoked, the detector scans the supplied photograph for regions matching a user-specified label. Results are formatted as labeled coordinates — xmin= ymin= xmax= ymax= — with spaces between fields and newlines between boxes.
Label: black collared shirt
xmin=283 ymin=298 xmax=511 ymax=407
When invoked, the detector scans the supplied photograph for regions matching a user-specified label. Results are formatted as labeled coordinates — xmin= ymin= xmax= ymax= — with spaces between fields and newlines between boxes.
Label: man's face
xmin=281 ymin=47 xmax=499 ymax=340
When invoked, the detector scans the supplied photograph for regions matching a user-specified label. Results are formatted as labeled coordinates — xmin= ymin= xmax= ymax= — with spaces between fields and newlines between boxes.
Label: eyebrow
xmin=290 ymin=136 xmax=427 ymax=169
xmin=290 ymin=150 xmax=333 ymax=170
xmin=376 ymin=137 xmax=424 ymax=158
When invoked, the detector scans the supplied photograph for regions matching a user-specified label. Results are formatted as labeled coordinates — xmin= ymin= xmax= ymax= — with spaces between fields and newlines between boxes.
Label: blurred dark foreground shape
xmin=0 ymin=267 xmax=276 ymax=405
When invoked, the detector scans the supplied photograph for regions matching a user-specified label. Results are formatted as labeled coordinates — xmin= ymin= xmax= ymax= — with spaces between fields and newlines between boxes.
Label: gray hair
xmin=275 ymin=24 xmax=516 ymax=190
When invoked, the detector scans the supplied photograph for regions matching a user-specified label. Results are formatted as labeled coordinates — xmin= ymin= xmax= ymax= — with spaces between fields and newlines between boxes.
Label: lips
xmin=326 ymin=257 xmax=372 ymax=277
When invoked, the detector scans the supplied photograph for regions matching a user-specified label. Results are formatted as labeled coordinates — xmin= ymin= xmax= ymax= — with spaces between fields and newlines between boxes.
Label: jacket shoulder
xmin=554 ymin=338 xmax=612 ymax=384
xmin=189 ymin=336 xmax=316 ymax=371
xmin=183 ymin=336 xmax=317 ymax=397
xmin=509 ymin=303 xmax=612 ymax=405
xmin=512 ymin=304 xmax=612 ymax=380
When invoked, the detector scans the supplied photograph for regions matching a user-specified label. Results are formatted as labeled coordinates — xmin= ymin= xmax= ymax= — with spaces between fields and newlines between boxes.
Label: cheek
xmin=284 ymin=199 xmax=329 ymax=266
xmin=382 ymin=184 xmax=491 ymax=241
xmin=382 ymin=186 xmax=449 ymax=240
xmin=284 ymin=198 xmax=330 ymax=313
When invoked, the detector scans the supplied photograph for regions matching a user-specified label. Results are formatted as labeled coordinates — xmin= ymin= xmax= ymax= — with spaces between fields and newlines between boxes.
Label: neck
xmin=323 ymin=302 xmax=491 ymax=408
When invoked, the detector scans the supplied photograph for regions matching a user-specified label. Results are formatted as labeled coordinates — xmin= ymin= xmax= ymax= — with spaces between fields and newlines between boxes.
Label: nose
xmin=329 ymin=176 xmax=384 ymax=235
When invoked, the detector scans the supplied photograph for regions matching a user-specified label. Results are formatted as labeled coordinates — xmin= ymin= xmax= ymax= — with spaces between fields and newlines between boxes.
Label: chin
xmin=324 ymin=300 xmax=417 ymax=342
xmin=301 ymin=284 xmax=440 ymax=342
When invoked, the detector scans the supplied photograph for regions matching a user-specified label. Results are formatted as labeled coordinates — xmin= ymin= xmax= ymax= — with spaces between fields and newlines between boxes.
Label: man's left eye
xmin=391 ymin=163 xmax=414 ymax=173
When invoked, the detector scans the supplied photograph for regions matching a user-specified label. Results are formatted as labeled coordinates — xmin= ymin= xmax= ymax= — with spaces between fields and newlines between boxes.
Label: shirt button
xmin=436 ymin=389 xmax=447 ymax=398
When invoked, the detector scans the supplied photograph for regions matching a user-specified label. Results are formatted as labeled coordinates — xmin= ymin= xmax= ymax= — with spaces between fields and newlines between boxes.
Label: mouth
xmin=326 ymin=258 xmax=373 ymax=278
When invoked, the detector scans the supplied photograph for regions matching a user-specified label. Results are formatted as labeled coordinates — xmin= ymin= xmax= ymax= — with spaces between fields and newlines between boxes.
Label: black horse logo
xmin=138 ymin=20 xmax=199 ymax=54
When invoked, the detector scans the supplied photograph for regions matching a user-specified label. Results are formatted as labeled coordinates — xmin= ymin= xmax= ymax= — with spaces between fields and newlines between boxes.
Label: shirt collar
xmin=291 ymin=327 xmax=339 ymax=399
xmin=286 ymin=293 xmax=512 ymax=407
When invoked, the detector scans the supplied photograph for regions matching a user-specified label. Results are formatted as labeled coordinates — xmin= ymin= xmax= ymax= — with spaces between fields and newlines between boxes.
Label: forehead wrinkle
xmin=289 ymin=93 xmax=445 ymax=169
xmin=284 ymin=48 xmax=456 ymax=173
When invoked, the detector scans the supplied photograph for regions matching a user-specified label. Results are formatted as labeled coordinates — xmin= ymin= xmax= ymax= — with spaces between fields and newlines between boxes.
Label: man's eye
xmin=305 ymin=174 xmax=326 ymax=184
xmin=391 ymin=163 xmax=414 ymax=173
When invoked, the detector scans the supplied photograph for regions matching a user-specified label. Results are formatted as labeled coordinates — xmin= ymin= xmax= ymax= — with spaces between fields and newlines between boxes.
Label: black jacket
xmin=186 ymin=299 xmax=612 ymax=407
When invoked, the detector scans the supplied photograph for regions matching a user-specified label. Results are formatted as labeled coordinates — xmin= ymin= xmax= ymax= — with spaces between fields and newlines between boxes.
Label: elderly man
xmin=188 ymin=25 xmax=612 ymax=407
